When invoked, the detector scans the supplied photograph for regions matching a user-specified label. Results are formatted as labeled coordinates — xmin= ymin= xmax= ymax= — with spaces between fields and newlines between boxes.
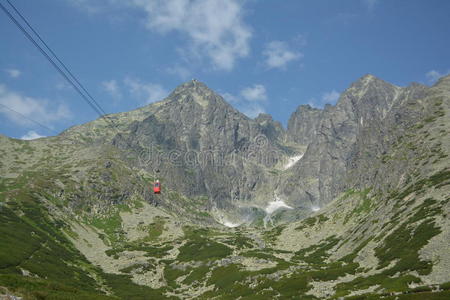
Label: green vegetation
xmin=0 ymin=274 xmax=114 ymax=300
xmin=119 ymin=260 xmax=155 ymax=274
xmin=375 ymin=199 xmax=442 ymax=274
xmin=208 ymin=264 xmax=247 ymax=291
xmin=177 ymin=236 xmax=232 ymax=262
xmin=440 ymin=281 xmax=450 ymax=290
xmin=255 ymin=271 xmax=316 ymax=299
xmin=138 ymin=216 xmax=166 ymax=241
xmin=0 ymin=196 xmax=110 ymax=298
xmin=334 ymin=198 xmax=443 ymax=297
xmin=102 ymin=273 xmax=170 ymax=300
xmin=352 ymin=189 xmax=372 ymax=215
xmin=339 ymin=237 xmax=373 ymax=264
xmin=182 ymin=264 xmax=210 ymax=285
xmin=263 ymin=224 xmax=285 ymax=242
xmin=294 ymin=235 xmax=340 ymax=264
xmin=389 ymin=169 xmax=450 ymax=204
xmin=241 ymin=249 xmax=277 ymax=260
xmin=198 ymin=263 xmax=303 ymax=299
xmin=164 ymin=264 xmax=191 ymax=289
xmin=90 ymin=211 xmax=124 ymax=245
xmin=295 ymin=213 xmax=329 ymax=230
xmin=295 ymin=216 xmax=317 ymax=230
xmin=392 ymin=290 xmax=450 ymax=299
xmin=105 ymin=243 xmax=173 ymax=259
xmin=241 ymin=249 xmax=291 ymax=273
xmin=318 ymin=214 xmax=329 ymax=223
xmin=221 ymin=233 xmax=254 ymax=249
xmin=343 ymin=188 xmax=373 ymax=224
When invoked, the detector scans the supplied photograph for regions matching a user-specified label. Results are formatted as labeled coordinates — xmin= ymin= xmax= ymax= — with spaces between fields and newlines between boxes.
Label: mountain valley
xmin=1 ymin=74 xmax=449 ymax=299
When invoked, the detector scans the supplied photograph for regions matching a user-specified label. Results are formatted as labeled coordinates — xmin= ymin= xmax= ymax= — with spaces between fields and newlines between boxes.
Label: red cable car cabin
xmin=153 ymin=181 xmax=161 ymax=194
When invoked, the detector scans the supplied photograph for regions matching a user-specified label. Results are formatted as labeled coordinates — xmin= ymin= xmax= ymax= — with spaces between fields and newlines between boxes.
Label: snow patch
xmin=265 ymin=197 xmax=293 ymax=214
xmin=283 ymin=154 xmax=303 ymax=170
xmin=221 ymin=220 xmax=241 ymax=228
xmin=212 ymin=209 xmax=243 ymax=228
xmin=311 ymin=206 xmax=320 ymax=212
xmin=263 ymin=194 xmax=293 ymax=228
xmin=20 ymin=131 xmax=45 ymax=140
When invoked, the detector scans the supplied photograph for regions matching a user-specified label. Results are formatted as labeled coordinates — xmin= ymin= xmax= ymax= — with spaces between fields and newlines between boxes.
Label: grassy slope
xmin=0 ymin=137 xmax=206 ymax=299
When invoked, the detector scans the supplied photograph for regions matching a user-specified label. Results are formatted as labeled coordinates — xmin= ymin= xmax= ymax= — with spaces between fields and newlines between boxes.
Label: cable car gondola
xmin=153 ymin=180 xmax=161 ymax=194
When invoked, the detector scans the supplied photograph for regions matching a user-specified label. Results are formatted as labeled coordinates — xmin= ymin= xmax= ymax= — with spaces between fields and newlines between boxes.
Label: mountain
xmin=0 ymin=75 xmax=449 ymax=299
xmin=279 ymin=75 xmax=429 ymax=210
xmin=112 ymin=80 xmax=289 ymax=211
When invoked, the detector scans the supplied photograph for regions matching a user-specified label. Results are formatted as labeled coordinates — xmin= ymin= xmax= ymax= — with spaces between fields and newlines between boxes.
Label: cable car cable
xmin=0 ymin=1 xmax=140 ymax=141
xmin=0 ymin=1 xmax=108 ymax=123
xmin=1 ymin=1 xmax=160 ymax=189
xmin=0 ymin=102 xmax=88 ymax=145
xmin=0 ymin=102 xmax=58 ymax=135
xmin=4 ymin=0 xmax=109 ymax=118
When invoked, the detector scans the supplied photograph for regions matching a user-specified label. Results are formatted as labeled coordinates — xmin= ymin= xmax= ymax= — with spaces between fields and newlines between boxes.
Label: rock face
xmin=255 ymin=113 xmax=286 ymax=143
xmin=287 ymin=104 xmax=322 ymax=145
xmin=279 ymin=75 xmax=429 ymax=209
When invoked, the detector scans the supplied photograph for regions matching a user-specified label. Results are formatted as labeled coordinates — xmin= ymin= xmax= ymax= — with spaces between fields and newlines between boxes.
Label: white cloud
xmin=66 ymin=0 xmax=252 ymax=70
xmin=240 ymin=102 xmax=265 ymax=118
xmin=307 ymin=90 xmax=341 ymax=108
xmin=263 ymin=41 xmax=303 ymax=69
xmin=101 ymin=79 xmax=122 ymax=98
xmin=362 ymin=0 xmax=378 ymax=10
xmin=66 ymin=0 xmax=124 ymax=14
xmin=132 ymin=0 xmax=251 ymax=71
xmin=426 ymin=70 xmax=450 ymax=84
xmin=222 ymin=84 xmax=268 ymax=118
xmin=20 ymin=131 xmax=46 ymax=140
xmin=306 ymin=98 xmax=319 ymax=109
xmin=5 ymin=69 xmax=21 ymax=78
xmin=124 ymin=77 xmax=168 ymax=103
xmin=222 ymin=92 xmax=239 ymax=103
xmin=0 ymin=84 xmax=71 ymax=127
xmin=241 ymin=84 xmax=267 ymax=101
xmin=322 ymin=90 xmax=340 ymax=104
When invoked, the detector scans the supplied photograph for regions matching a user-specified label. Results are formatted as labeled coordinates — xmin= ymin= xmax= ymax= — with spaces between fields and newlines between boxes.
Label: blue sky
xmin=1 ymin=0 xmax=449 ymax=140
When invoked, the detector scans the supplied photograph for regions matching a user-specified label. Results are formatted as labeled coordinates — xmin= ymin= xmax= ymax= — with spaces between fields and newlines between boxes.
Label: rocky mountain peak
xmin=346 ymin=74 xmax=397 ymax=95
xmin=172 ymin=79 xmax=209 ymax=92
xmin=358 ymin=73 xmax=377 ymax=82
xmin=299 ymin=104 xmax=321 ymax=112
xmin=255 ymin=113 xmax=286 ymax=142
xmin=165 ymin=79 xmax=230 ymax=110
xmin=334 ymin=73 xmax=403 ymax=123
xmin=287 ymin=104 xmax=323 ymax=145
xmin=356 ymin=73 xmax=389 ymax=85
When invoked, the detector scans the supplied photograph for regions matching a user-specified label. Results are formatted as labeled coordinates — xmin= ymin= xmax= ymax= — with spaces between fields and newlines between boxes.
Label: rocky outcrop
xmin=287 ymin=104 xmax=322 ymax=145
xmin=255 ymin=113 xmax=286 ymax=144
